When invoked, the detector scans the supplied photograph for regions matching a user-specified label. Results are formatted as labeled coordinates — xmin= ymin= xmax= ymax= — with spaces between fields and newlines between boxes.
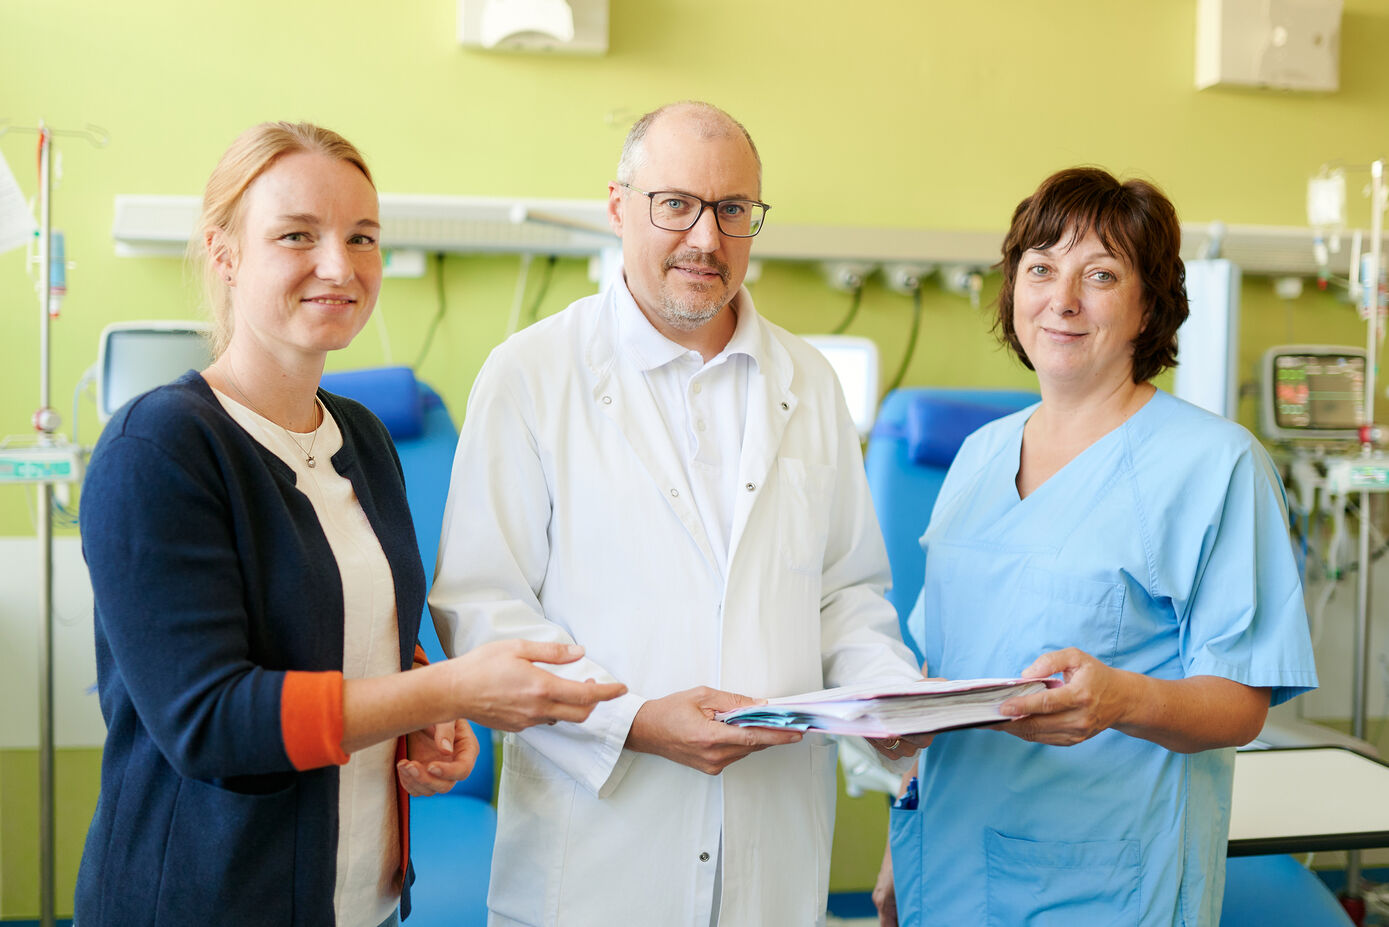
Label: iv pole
xmin=0 ymin=118 xmax=107 ymax=927
xmin=1353 ymin=159 xmax=1385 ymax=747
xmin=1340 ymin=157 xmax=1387 ymax=904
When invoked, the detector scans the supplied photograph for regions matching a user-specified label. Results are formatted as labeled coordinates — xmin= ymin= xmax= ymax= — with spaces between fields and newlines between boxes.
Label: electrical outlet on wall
xmin=383 ymin=249 xmax=426 ymax=278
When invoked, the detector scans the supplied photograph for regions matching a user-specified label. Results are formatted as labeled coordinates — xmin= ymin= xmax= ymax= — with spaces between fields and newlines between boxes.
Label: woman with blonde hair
xmin=75 ymin=122 xmax=624 ymax=926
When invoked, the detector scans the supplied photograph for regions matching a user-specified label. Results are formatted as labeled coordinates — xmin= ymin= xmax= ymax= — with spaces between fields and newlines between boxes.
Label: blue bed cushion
xmin=320 ymin=366 xmax=424 ymax=440
xmin=905 ymin=395 xmax=1024 ymax=469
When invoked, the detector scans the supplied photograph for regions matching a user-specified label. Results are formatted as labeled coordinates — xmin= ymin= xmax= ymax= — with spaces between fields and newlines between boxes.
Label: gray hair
xmin=615 ymin=101 xmax=761 ymax=187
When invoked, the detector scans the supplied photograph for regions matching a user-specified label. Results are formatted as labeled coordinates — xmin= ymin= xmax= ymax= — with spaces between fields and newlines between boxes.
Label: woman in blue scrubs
xmin=874 ymin=167 xmax=1317 ymax=926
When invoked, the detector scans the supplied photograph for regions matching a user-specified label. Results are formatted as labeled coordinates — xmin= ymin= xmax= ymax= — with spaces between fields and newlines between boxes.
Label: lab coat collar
xmin=724 ymin=296 xmax=798 ymax=568
xmin=719 ymin=295 xmax=765 ymax=372
xmin=589 ymin=277 xmax=790 ymax=389
xmin=611 ymin=276 xmax=765 ymax=376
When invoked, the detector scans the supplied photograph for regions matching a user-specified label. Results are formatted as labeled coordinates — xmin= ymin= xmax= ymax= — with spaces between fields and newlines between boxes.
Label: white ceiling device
xmin=458 ymin=0 xmax=608 ymax=55
xmin=1196 ymin=0 xmax=1341 ymax=91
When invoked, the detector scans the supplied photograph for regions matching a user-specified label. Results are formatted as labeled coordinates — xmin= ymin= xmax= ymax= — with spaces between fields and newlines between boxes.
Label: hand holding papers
xmin=715 ymin=677 xmax=1061 ymax=738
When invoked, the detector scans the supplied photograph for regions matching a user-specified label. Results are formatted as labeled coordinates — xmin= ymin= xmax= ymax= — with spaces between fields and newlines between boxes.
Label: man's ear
xmin=606 ymin=182 xmax=625 ymax=237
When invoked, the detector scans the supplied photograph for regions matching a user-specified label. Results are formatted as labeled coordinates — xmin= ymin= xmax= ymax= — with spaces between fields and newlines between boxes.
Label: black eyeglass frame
xmin=617 ymin=181 xmax=770 ymax=238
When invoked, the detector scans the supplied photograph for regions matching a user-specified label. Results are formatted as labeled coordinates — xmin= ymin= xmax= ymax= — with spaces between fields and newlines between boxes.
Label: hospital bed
xmin=320 ymin=367 xmax=494 ymax=927
xmin=865 ymin=387 xmax=1355 ymax=927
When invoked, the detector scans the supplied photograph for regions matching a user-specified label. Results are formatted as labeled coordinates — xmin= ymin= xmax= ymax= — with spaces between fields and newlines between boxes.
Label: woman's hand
xmin=443 ymin=639 xmax=628 ymax=733
xmin=342 ymin=640 xmax=628 ymax=755
xmin=868 ymin=671 xmax=942 ymax=759
xmin=397 ymin=720 xmax=480 ymax=797
xmin=994 ymin=647 xmax=1133 ymax=746
xmin=993 ymin=648 xmax=1271 ymax=751
xmin=867 ymin=733 xmax=934 ymax=761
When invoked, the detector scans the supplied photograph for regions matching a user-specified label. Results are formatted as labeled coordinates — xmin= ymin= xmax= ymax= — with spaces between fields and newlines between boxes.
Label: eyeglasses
xmin=617 ymin=182 xmax=769 ymax=238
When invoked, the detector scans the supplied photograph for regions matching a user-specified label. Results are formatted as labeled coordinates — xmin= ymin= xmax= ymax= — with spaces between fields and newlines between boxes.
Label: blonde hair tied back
xmin=188 ymin=122 xmax=375 ymax=356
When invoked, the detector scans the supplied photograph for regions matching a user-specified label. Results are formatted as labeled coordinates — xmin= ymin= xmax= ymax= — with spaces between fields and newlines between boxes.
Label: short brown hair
xmin=995 ymin=167 xmax=1188 ymax=384
xmin=189 ymin=122 xmax=375 ymax=356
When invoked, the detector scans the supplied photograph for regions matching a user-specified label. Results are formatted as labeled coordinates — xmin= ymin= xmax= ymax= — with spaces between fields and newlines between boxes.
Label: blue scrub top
xmin=892 ymin=389 xmax=1317 ymax=927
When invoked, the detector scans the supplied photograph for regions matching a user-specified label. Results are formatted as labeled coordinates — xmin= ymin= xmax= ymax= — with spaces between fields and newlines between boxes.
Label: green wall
xmin=3 ymin=0 xmax=1389 ymax=915
xmin=0 ymin=751 xmax=101 ymax=918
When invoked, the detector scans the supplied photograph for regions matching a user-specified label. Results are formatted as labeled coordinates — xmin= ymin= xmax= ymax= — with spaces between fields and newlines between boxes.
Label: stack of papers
xmin=715 ymin=677 xmax=1059 ymax=737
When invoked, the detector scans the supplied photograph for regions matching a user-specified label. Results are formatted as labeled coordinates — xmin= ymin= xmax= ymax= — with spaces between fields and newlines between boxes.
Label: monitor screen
xmin=97 ymin=322 xmax=213 ymax=421
xmin=1261 ymin=345 xmax=1366 ymax=441
xmin=802 ymin=335 xmax=880 ymax=438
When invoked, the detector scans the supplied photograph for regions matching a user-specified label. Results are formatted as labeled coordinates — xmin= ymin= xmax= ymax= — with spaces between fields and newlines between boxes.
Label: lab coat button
xmin=601 ymin=396 xmax=613 ymax=405
xmin=699 ymin=852 xmax=710 ymax=862
xmin=670 ymin=488 xmax=679 ymax=497
xmin=745 ymin=482 xmax=756 ymax=492
xmin=780 ymin=401 xmax=789 ymax=411
xmin=692 ymin=383 xmax=702 ymax=395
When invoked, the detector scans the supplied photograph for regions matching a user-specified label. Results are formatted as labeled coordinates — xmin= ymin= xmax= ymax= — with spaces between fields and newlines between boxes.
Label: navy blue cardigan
xmin=75 ymin=371 xmax=425 ymax=926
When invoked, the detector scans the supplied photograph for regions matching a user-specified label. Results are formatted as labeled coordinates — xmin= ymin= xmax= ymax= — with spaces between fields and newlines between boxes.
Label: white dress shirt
xmin=620 ymin=292 xmax=762 ymax=576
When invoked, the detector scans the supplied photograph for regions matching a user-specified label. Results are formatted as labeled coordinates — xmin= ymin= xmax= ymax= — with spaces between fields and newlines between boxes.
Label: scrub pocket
xmin=1015 ymin=568 xmax=1127 ymax=666
xmin=984 ymin=828 xmax=1140 ymax=927
xmin=888 ymin=791 xmax=923 ymax=923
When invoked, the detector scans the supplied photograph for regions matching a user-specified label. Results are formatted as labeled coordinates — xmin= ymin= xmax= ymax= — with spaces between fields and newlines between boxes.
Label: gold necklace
xmin=221 ymin=362 xmax=322 ymax=469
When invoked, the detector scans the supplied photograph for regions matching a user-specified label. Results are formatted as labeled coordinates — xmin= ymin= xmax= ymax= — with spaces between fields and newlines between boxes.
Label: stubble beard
xmin=658 ymin=254 xmax=732 ymax=332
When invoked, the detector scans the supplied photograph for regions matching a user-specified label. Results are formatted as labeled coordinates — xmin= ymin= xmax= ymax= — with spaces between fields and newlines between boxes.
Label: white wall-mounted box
xmin=1196 ymin=0 xmax=1341 ymax=92
xmin=458 ymin=0 xmax=608 ymax=55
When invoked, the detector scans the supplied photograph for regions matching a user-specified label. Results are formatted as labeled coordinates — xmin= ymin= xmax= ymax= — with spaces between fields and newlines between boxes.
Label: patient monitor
xmin=96 ymin=321 xmax=213 ymax=422
xmin=802 ymin=335 xmax=880 ymax=439
xmin=1260 ymin=345 xmax=1366 ymax=443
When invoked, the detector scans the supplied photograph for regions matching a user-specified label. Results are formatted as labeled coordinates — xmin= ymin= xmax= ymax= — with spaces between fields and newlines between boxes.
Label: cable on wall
xmin=525 ymin=255 xmax=559 ymax=324
xmin=413 ymin=252 xmax=448 ymax=370
xmin=881 ymin=281 xmax=923 ymax=397
xmin=830 ymin=282 xmax=863 ymax=334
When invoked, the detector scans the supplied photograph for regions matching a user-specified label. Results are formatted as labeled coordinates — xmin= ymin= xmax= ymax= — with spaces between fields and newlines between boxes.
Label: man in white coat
xmin=429 ymin=101 xmax=924 ymax=926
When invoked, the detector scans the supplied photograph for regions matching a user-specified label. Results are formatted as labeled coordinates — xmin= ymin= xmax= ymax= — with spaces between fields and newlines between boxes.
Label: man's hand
xmin=625 ymin=686 xmax=803 ymax=775
xmin=445 ymin=639 xmax=628 ymax=732
xmin=398 ymin=719 xmax=480 ymax=797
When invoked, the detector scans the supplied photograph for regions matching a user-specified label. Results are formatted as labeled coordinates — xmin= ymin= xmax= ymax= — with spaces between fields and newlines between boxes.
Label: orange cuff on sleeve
xmin=413 ymin=644 xmax=429 ymax=667
xmin=281 ymin=670 xmax=349 ymax=770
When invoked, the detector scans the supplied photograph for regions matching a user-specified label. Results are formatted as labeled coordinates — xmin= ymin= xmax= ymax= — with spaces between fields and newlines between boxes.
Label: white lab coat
xmin=430 ymin=281 xmax=919 ymax=927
